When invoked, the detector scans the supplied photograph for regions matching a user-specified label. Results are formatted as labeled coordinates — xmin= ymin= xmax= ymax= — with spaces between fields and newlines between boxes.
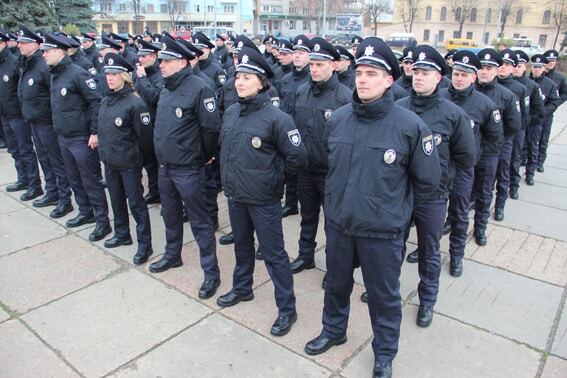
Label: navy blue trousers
xmin=284 ymin=171 xmax=298 ymax=210
xmin=105 ymin=165 xmax=151 ymax=250
xmin=448 ymin=166 xmax=474 ymax=260
xmin=142 ymin=144 xmax=159 ymax=198
xmin=30 ymin=123 xmax=72 ymax=205
xmin=204 ymin=163 xmax=220 ymax=228
xmin=58 ymin=135 xmax=109 ymax=226
xmin=228 ymin=200 xmax=296 ymax=317
xmin=158 ymin=165 xmax=219 ymax=280
xmin=538 ymin=116 xmax=553 ymax=167
xmin=510 ymin=128 xmax=526 ymax=191
xmin=323 ymin=225 xmax=403 ymax=363
xmin=4 ymin=117 xmax=40 ymax=190
xmin=495 ymin=134 xmax=515 ymax=209
xmin=526 ymin=123 xmax=543 ymax=176
xmin=1 ymin=117 xmax=26 ymax=183
xmin=297 ymin=172 xmax=326 ymax=262
xmin=472 ymin=155 xmax=499 ymax=233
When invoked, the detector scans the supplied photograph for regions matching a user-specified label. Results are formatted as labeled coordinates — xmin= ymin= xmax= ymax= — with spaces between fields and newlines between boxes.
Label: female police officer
xmin=216 ymin=46 xmax=307 ymax=337
xmin=97 ymin=53 xmax=153 ymax=265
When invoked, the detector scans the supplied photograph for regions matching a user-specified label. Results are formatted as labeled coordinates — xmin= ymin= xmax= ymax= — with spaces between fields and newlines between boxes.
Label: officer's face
xmin=199 ymin=48 xmax=210 ymax=60
xmin=513 ymin=63 xmax=527 ymax=77
xmin=351 ymin=45 xmax=358 ymax=56
xmin=546 ymin=60 xmax=557 ymax=71
xmin=355 ymin=65 xmax=393 ymax=103
xmin=81 ymin=40 xmax=94 ymax=49
xmin=235 ymin=72 xmax=263 ymax=98
xmin=42 ymin=48 xmax=65 ymax=66
xmin=0 ymin=42 xmax=5 ymax=52
xmin=215 ymin=39 xmax=224 ymax=47
xmin=106 ymin=72 xmax=125 ymax=91
xmin=532 ymin=66 xmax=545 ymax=78
xmin=18 ymin=41 xmax=38 ymax=57
xmin=412 ymin=69 xmax=441 ymax=96
xmin=139 ymin=53 xmax=157 ymax=68
xmin=335 ymin=59 xmax=350 ymax=72
xmin=278 ymin=52 xmax=293 ymax=65
xmin=478 ymin=65 xmax=498 ymax=83
xmin=309 ymin=60 xmax=334 ymax=82
xmin=497 ymin=62 xmax=514 ymax=78
xmin=160 ymin=58 xmax=187 ymax=78
xmin=293 ymin=50 xmax=310 ymax=69
xmin=265 ymin=43 xmax=273 ymax=53
xmin=402 ymin=61 xmax=413 ymax=76
xmin=451 ymin=69 xmax=476 ymax=90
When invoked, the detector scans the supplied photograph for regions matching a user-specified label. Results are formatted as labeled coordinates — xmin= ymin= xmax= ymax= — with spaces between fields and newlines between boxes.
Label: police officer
xmin=17 ymin=25 xmax=73 ymax=218
xmin=63 ymin=34 xmax=98 ymax=77
xmin=531 ymin=54 xmax=561 ymax=173
xmin=213 ymin=34 xmax=229 ymax=69
xmin=474 ymin=48 xmax=521 ymax=243
xmin=304 ymin=37 xmax=441 ymax=378
xmin=395 ymin=46 xmax=414 ymax=93
xmin=225 ymin=35 xmax=236 ymax=76
xmin=42 ymin=33 xmax=111 ymax=241
xmin=543 ymin=49 xmax=567 ymax=103
xmin=262 ymin=35 xmax=277 ymax=66
xmin=288 ymin=37 xmax=351 ymax=284
xmin=108 ymin=32 xmax=138 ymax=68
xmin=397 ymin=45 xmax=476 ymax=325
xmin=150 ymin=36 xmax=221 ymax=300
xmin=513 ymin=50 xmax=544 ymax=186
xmin=192 ymin=32 xmax=227 ymax=88
xmin=216 ymin=46 xmax=307 ymax=336
xmin=272 ymin=39 xmax=294 ymax=83
xmin=135 ymin=36 xmax=164 ymax=204
xmin=444 ymin=49 xmax=456 ymax=77
xmin=81 ymin=32 xmax=101 ymax=70
xmin=350 ymin=35 xmax=363 ymax=58
xmin=98 ymin=53 xmax=153 ymax=264
xmin=0 ymin=31 xmax=43 ymax=202
xmin=440 ymin=50 xmax=503 ymax=271
xmin=334 ymin=45 xmax=355 ymax=88
xmin=97 ymin=35 xmax=123 ymax=97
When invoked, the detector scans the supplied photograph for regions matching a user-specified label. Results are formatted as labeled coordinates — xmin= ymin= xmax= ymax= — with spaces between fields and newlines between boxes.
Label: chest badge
xmin=60 ymin=87 xmax=67 ymax=96
xmin=2 ymin=74 xmax=8 ymax=82
xmin=28 ymin=78 xmax=34 ymax=86
xmin=251 ymin=136 xmax=262 ymax=149
xmin=383 ymin=149 xmax=397 ymax=164
xmin=324 ymin=109 xmax=333 ymax=120
xmin=271 ymin=97 xmax=280 ymax=108
xmin=434 ymin=133 xmax=443 ymax=146
xmin=115 ymin=117 xmax=123 ymax=127
xmin=175 ymin=107 xmax=182 ymax=118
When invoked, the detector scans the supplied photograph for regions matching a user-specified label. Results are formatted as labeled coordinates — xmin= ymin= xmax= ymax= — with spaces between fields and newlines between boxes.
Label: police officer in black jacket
xmin=98 ymin=53 xmax=153 ymax=264
xmin=272 ymin=39 xmax=294 ymax=83
xmin=62 ymin=34 xmax=98 ymax=77
xmin=192 ymin=32 xmax=227 ymax=88
xmin=0 ymin=31 xmax=43 ymax=202
xmin=42 ymin=33 xmax=111 ymax=241
xmin=213 ymin=34 xmax=229 ymax=69
xmin=17 ymin=25 xmax=73 ymax=218
xmin=288 ymin=37 xmax=352 ymax=283
xmin=440 ymin=50 xmax=503 ymax=266
xmin=397 ymin=45 xmax=476 ymax=325
xmin=304 ymin=38 xmax=441 ymax=378
xmin=395 ymin=46 xmax=414 ymax=93
xmin=149 ymin=36 xmax=221 ymax=300
xmin=81 ymin=32 xmax=101 ymax=71
xmin=108 ymin=32 xmax=138 ymax=68
xmin=97 ymin=35 xmax=123 ymax=97
xmin=543 ymin=49 xmax=567 ymax=103
xmin=531 ymin=54 xmax=561 ymax=173
xmin=334 ymin=45 xmax=355 ymax=88
xmin=262 ymin=35 xmax=277 ymax=66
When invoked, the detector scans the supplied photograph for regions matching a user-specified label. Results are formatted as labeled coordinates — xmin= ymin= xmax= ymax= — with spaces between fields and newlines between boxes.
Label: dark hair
xmin=259 ymin=74 xmax=271 ymax=92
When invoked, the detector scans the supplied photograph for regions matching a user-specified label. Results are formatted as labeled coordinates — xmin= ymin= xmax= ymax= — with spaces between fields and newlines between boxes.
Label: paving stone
xmin=543 ymin=152 xmax=567 ymax=171
xmin=0 ymin=305 xmax=10 ymax=322
xmin=220 ymin=268 xmax=372 ymax=371
xmin=23 ymin=269 xmax=212 ymax=377
xmin=541 ymin=355 xmax=567 ymax=378
xmin=0 ymin=235 xmax=121 ymax=313
xmin=0 ymin=158 xmax=19 ymax=186
xmin=0 ymin=191 xmax=25 ymax=214
xmin=0 ymin=208 xmax=67 ymax=257
xmin=551 ymin=300 xmax=567 ymax=359
xmin=425 ymin=259 xmax=563 ymax=350
xmin=516 ymin=181 xmax=567 ymax=211
xmin=547 ymin=143 xmax=567 ymax=156
xmin=0 ymin=320 xmax=78 ymax=378
xmin=342 ymin=306 xmax=541 ymax=378
xmin=535 ymin=166 xmax=567 ymax=188
xmin=110 ymin=313 xmax=330 ymax=378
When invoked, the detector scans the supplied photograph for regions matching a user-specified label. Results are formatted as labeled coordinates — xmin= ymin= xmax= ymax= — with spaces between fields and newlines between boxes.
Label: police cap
xmin=103 ymin=52 xmax=135 ymax=73
xmin=477 ymin=48 xmax=502 ymax=67
xmin=41 ymin=32 xmax=72 ymax=50
xmin=401 ymin=46 xmax=415 ymax=62
xmin=263 ymin=35 xmax=275 ymax=45
xmin=279 ymin=39 xmax=294 ymax=54
xmin=158 ymin=35 xmax=195 ymax=61
xmin=100 ymin=34 xmax=122 ymax=50
xmin=412 ymin=45 xmax=447 ymax=75
xmin=176 ymin=38 xmax=204 ymax=58
xmin=109 ymin=33 xmax=129 ymax=43
xmin=355 ymin=37 xmax=401 ymax=80
xmin=351 ymin=35 xmax=363 ymax=46
xmin=17 ymin=25 xmax=43 ymax=44
xmin=215 ymin=33 xmax=225 ymax=41
xmin=0 ymin=31 xmax=10 ymax=43
xmin=500 ymin=48 xmax=518 ymax=66
xmin=293 ymin=35 xmax=311 ymax=52
xmin=309 ymin=37 xmax=340 ymax=61
xmin=444 ymin=49 xmax=457 ymax=60
xmin=137 ymin=38 xmax=161 ymax=56
xmin=335 ymin=45 xmax=354 ymax=61
xmin=236 ymin=46 xmax=274 ymax=79
xmin=514 ymin=50 xmax=529 ymax=64
xmin=233 ymin=35 xmax=259 ymax=55
xmin=531 ymin=54 xmax=548 ymax=67
xmin=452 ymin=50 xmax=481 ymax=73
xmin=81 ymin=32 xmax=97 ymax=42
xmin=192 ymin=32 xmax=214 ymax=49
xmin=543 ymin=49 xmax=559 ymax=61
xmin=226 ymin=35 xmax=236 ymax=45
xmin=144 ymin=30 xmax=153 ymax=37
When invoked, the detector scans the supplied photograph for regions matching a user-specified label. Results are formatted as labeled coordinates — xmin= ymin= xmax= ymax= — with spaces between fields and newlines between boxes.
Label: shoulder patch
xmin=515 ymin=100 xmax=521 ymax=113
xmin=218 ymin=74 xmax=226 ymax=85
xmin=85 ymin=78 xmax=97 ymax=90
xmin=287 ymin=129 xmax=302 ymax=146
xmin=140 ymin=112 xmax=151 ymax=126
xmin=524 ymin=96 xmax=530 ymax=107
xmin=422 ymin=134 xmax=433 ymax=156
xmin=203 ymin=97 xmax=216 ymax=113
xmin=492 ymin=110 xmax=501 ymax=123
xmin=88 ymin=67 xmax=97 ymax=76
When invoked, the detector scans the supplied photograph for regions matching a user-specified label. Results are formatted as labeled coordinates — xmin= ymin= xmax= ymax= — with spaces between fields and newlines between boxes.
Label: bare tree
xmin=130 ymin=0 xmax=142 ymax=34
xmin=498 ymin=0 xmax=528 ymax=37
xmin=166 ymin=0 xmax=185 ymax=29
xmin=399 ymin=0 xmax=419 ymax=33
xmin=549 ymin=0 xmax=567 ymax=48
xmin=448 ymin=0 xmax=475 ymax=38
xmin=365 ymin=0 xmax=392 ymax=36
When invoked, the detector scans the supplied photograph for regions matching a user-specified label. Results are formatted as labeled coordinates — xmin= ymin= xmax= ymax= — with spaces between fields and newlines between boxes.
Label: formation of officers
xmin=0 ymin=23 xmax=565 ymax=377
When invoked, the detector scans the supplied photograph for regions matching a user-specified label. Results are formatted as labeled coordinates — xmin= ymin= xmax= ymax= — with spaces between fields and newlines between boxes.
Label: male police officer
xmin=81 ymin=32 xmax=101 ymax=70
xmin=17 ymin=25 xmax=73 ymax=218
xmin=63 ymin=34 xmax=98 ymax=77
xmin=397 ymin=45 xmax=476 ymax=324
xmin=42 ymin=33 xmax=111 ymax=241
xmin=304 ymin=37 xmax=441 ymax=378
xmin=150 ymin=36 xmax=221 ymax=300
xmin=289 ymin=37 xmax=351 ymax=283
xmin=543 ymin=49 xmax=567 ymax=103
xmin=262 ymin=35 xmax=276 ymax=66
xmin=395 ymin=46 xmax=414 ymax=93
xmin=108 ymin=32 xmax=138 ymax=67
xmin=273 ymin=39 xmax=294 ymax=83
xmin=213 ymin=34 xmax=229 ymax=68
xmin=192 ymin=32 xmax=227 ymax=89
xmin=334 ymin=45 xmax=355 ymax=88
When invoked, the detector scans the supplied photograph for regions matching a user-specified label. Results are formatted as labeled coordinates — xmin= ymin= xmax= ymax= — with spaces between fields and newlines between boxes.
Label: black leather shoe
xmin=32 ymin=195 xmax=58 ymax=208
xmin=290 ymin=257 xmax=315 ymax=273
xmin=282 ymin=206 xmax=299 ymax=218
xmin=406 ymin=248 xmax=419 ymax=263
xmin=89 ymin=224 xmax=112 ymax=242
xmin=103 ymin=235 xmax=133 ymax=248
xmin=509 ymin=189 xmax=519 ymax=200
xmin=133 ymin=246 xmax=153 ymax=265
xmin=304 ymin=334 xmax=347 ymax=355
xmin=417 ymin=305 xmax=434 ymax=327
xmin=216 ymin=290 xmax=254 ymax=307
xmin=450 ymin=258 xmax=463 ymax=277
xmin=66 ymin=213 xmax=96 ymax=228
xmin=474 ymin=230 xmax=487 ymax=246
xmin=321 ymin=273 xmax=327 ymax=289
xmin=361 ymin=292 xmax=368 ymax=303
xmin=526 ymin=176 xmax=534 ymax=186
xmin=199 ymin=278 xmax=221 ymax=299
xmin=219 ymin=232 xmax=235 ymax=245
xmin=20 ymin=188 xmax=43 ymax=201
xmin=374 ymin=362 xmax=392 ymax=378
xmin=442 ymin=221 xmax=451 ymax=235
xmin=255 ymin=249 xmax=264 ymax=260
xmin=149 ymin=257 xmax=183 ymax=273
xmin=494 ymin=207 xmax=504 ymax=221
xmin=537 ymin=165 xmax=544 ymax=173
xmin=5 ymin=181 xmax=27 ymax=192
xmin=144 ymin=193 xmax=160 ymax=204
xmin=270 ymin=312 xmax=297 ymax=336
xmin=520 ymin=159 xmax=526 ymax=167
xmin=50 ymin=203 xmax=74 ymax=219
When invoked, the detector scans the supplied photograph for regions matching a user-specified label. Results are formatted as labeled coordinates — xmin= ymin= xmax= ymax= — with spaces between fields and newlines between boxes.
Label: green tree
xmin=0 ymin=0 xmax=58 ymax=30
xmin=54 ymin=0 xmax=96 ymax=31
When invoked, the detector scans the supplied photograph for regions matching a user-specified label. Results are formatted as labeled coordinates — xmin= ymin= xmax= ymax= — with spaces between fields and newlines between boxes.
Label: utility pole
xmin=323 ymin=0 xmax=327 ymax=36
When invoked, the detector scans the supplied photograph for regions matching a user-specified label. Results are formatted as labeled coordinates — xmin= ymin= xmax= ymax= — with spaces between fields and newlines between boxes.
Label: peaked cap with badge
xmin=236 ymin=46 xmax=274 ymax=79
xmin=335 ymin=45 xmax=354 ymax=61
xmin=41 ymin=32 xmax=72 ymax=50
xmin=452 ymin=50 xmax=481 ymax=73
xmin=411 ymin=45 xmax=447 ymax=75
xmin=100 ymin=34 xmax=122 ymax=50
xmin=293 ymin=35 xmax=311 ymax=52
xmin=17 ymin=25 xmax=43 ymax=44
xmin=477 ymin=48 xmax=503 ymax=67
xmin=401 ymin=46 xmax=415 ymax=62
xmin=233 ymin=35 xmax=259 ymax=55
xmin=192 ymin=32 xmax=215 ymax=49
xmin=499 ymin=48 xmax=518 ymax=66
xmin=103 ymin=53 xmax=136 ymax=73
xmin=514 ymin=50 xmax=530 ymax=64
xmin=309 ymin=37 xmax=340 ymax=61
xmin=354 ymin=37 xmax=401 ymax=80
xmin=158 ymin=35 xmax=196 ymax=61
xmin=543 ymin=49 xmax=559 ymax=61
xmin=530 ymin=54 xmax=548 ymax=67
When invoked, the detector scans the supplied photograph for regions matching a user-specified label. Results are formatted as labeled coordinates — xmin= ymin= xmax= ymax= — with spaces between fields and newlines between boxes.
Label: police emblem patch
xmin=60 ymin=87 xmax=67 ymax=96
xmin=140 ymin=112 xmax=151 ymax=125
xmin=28 ymin=78 xmax=34 ymax=86
xmin=115 ymin=117 xmax=123 ymax=127
xmin=241 ymin=54 xmax=249 ymax=64
xmin=204 ymin=97 xmax=216 ymax=112
xmin=314 ymin=43 xmax=321 ymax=52
xmin=516 ymin=101 xmax=521 ymax=113
xmin=422 ymin=134 xmax=433 ymax=156
xmin=251 ymin=136 xmax=262 ymax=149
xmin=287 ymin=129 xmax=302 ymax=146
xmin=271 ymin=97 xmax=280 ymax=107
xmin=88 ymin=67 xmax=97 ymax=76
xmin=383 ymin=149 xmax=396 ymax=164
xmin=85 ymin=79 xmax=97 ymax=90
xmin=2 ymin=75 xmax=8 ymax=82
xmin=434 ymin=133 xmax=442 ymax=146
xmin=493 ymin=110 xmax=501 ymax=123
xmin=218 ymin=74 xmax=226 ymax=85
xmin=324 ymin=109 xmax=333 ymax=120
xmin=175 ymin=107 xmax=183 ymax=118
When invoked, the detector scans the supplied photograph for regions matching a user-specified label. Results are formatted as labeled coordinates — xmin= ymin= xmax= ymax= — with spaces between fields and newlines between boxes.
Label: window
xmin=146 ymin=21 xmax=158 ymax=32
xmin=486 ymin=8 xmax=492 ymax=23
xmin=119 ymin=3 xmax=126 ymax=12
xmin=539 ymin=34 xmax=548 ymax=48
xmin=273 ymin=21 xmax=279 ymax=29
xmin=440 ymin=7 xmax=447 ymax=21
xmin=302 ymin=19 xmax=308 ymax=29
xmin=117 ymin=21 xmax=128 ymax=33
xmin=223 ymin=5 xmax=234 ymax=13
xmin=455 ymin=7 xmax=462 ymax=21
xmin=289 ymin=20 xmax=295 ymax=29
xmin=516 ymin=9 xmax=523 ymax=24
xmin=271 ymin=6 xmax=282 ymax=13
xmin=438 ymin=30 xmax=445 ymax=42
xmin=101 ymin=3 xmax=112 ymax=12
xmin=194 ymin=5 xmax=200 ymax=12
xmin=453 ymin=30 xmax=460 ymax=38
xmin=207 ymin=5 xmax=214 ymax=12
xmin=262 ymin=5 xmax=269 ymax=12
xmin=425 ymin=6 xmax=432 ymax=20
xmin=543 ymin=10 xmax=551 ymax=24
xmin=513 ymin=33 xmax=520 ymax=38
xmin=102 ymin=23 xmax=112 ymax=32
xmin=470 ymin=8 xmax=477 ymax=22
xmin=466 ymin=31 xmax=473 ymax=39
xmin=289 ymin=7 xmax=296 ymax=14
xmin=483 ymin=32 xmax=490 ymax=44
xmin=145 ymin=4 xmax=153 ymax=12
xmin=423 ymin=29 xmax=430 ymax=41
xmin=303 ymin=7 xmax=308 ymax=15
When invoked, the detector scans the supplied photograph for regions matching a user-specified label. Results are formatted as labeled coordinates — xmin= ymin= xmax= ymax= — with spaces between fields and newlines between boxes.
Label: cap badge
xmin=2 ymin=75 xmax=8 ymax=82
xmin=298 ymin=39 xmax=303 ymax=45
xmin=114 ymin=117 xmax=123 ymax=127
xmin=28 ymin=78 xmax=34 ymax=86
xmin=551 ymin=52 xmax=556 ymax=57
xmin=238 ymin=41 xmax=243 ymax=48
xmin=408 ymin=51 xmax=413 ymax=58
xmin=108 ymin=58 xmax=114 ymax=65
xmin=462 ymin=56 xmax=469 ymax=64
xmin=434 ymin=133 xmax=443 ymax=146
xmin=364 ymin=45 xmax=374 ymax=56
xmin=504 ymin=53 xmax=509 ymax=59
xmin=195 ymin=39 xmax=199 ymax=44
xmin=324 ymin=109 xmax=333 ymax=120
xmin=383 ymin=149 xmax=396 ymax=164
xmin=175 ymin=107 xmax=182 ymax=118
xmin=484 ymin=53 xmax=491 ymax=60
xmin=418 ymin=52 xmax=426 ymax=61
xmin=251 ymin=136 xmax=262 ymax=149
xmin=154 ymin=37 xmax=159 ymax=43
xmin=536 ymin=57 xmax=541 ymax=62
xmin=354 ymin=39 xmax=359 ymax=44
xmin=241 ymin=54 xmax=249 ymax=64
xmin=60 ymin=87 xmax=67 ymax=96
xmin=314 ymin=43 xmax=320 ymax=52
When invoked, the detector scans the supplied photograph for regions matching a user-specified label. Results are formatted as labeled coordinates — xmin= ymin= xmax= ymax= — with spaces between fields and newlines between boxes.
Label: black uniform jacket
xmin=476 ymin=79 xmax=522 ymax=138
xmin=0 ymin=48 xmax=22 ymax=118
xmin=498 ymin=75 xmax=530 ymax=130
xmin=546 ymin=68 xmax=567 ymax=103
xmin=515 ymin=73 xmax=544 ymax=129
xmin=277 ymin=65 xmax=310 ymax=114
xmin=196 ymin=54 xmax=227 ymax=88
xmin=337 ymin=68 xmax=355 ymax=89
xmin=135 ymin=60 xmax=163 ymax=120
xmin=18 ymin=49 xmax=52 ymax=124
xmin=531 ymin=74 xmax=561 ymax=120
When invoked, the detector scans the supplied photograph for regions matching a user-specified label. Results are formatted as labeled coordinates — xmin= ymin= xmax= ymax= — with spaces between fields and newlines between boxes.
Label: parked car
xmin=332 ymin=33 xmax=359 ymax=45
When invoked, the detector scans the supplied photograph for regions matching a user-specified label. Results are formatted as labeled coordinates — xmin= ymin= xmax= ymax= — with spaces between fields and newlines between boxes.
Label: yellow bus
xmin=446 ymin=38 xmax=479 ymax=50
